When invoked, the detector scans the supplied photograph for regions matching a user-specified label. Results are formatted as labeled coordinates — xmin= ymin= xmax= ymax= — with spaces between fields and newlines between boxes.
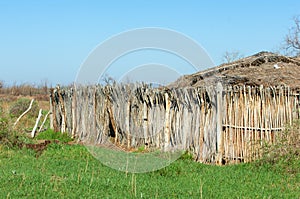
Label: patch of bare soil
xmin=17 ymin=140 xmax=61 ymax=158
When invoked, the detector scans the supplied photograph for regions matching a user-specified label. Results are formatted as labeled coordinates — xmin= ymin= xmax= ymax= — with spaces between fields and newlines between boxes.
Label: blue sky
xmin=0 ymin=1 xmax=299 ymax=86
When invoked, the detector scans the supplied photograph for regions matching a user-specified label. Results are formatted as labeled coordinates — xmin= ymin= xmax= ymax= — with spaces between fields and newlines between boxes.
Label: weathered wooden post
xmin=164 ymin=92 xmax=171 ymax=151
xmin=126 ymin=95 xmax=131 ymax=149
xmin=143 ymin=100 xmax=148 ymax=147
xmin=31 ymin=109 xmax=43 ymax=138
xmin=71 ymin=87 xmax=77 ymax=138
xmin=50 ymin=88 xmax=59 ymax=132
xmin=56 ymin=87 xmax=66 ymax=133
xmin=49 ymin=93 xmax=54 ymax=130
xmin=216 ymin=82 xmax=224 ymax=165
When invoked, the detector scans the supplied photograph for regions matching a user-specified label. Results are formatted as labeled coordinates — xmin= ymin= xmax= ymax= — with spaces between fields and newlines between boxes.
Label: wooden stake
xmin=216 ymin=82 xmax=224 ymax=164
xmin=164 ymin=92 xmax=171 ymax=151
xmin=31 ymin=109 xmax=43 ymax=138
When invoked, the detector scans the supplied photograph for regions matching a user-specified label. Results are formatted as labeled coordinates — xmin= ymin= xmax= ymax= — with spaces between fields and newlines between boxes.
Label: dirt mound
xmin=169 ymin=51 xmax=300 ymax=89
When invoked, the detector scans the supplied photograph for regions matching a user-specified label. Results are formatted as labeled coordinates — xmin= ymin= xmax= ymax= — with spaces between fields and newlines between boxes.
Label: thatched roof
xmin=169 ymin=51 xmax=300 ymax=89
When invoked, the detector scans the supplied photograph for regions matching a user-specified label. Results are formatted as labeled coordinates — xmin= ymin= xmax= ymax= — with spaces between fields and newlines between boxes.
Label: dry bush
xmin=0 ymin=81 xmax=49 ymax=97
xmin=9 ymin=98 xmax=39 ymax=117
xmin=257 ymin=120 xmax=300 ymax=173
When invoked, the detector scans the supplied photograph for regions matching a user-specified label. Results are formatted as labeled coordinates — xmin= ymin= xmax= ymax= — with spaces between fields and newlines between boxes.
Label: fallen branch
xmin=38 ymin=111 xmax=51 ymax=133
xmin=31 ymin=109 xmax=43 ymax=138
xmin=13 ymin=99 xmax=34 ymax=127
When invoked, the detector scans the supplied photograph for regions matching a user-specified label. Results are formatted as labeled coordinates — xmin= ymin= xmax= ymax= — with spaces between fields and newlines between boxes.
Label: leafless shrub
xmin=284 ymin=16 xmax=300 ymax=56
xmin=9 ymin=98 xmax=39 ymax=117
xmin=222 ymin=51 xmax=244 ymax=63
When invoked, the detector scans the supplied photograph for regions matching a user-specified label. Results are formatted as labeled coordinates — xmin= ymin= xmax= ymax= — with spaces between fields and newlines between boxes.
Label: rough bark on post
xmin=216 ymin=82 xmax=224 ymax=165
xmin=126 ymin=99 xmax=131 ymax=149
xmin=107 ymin=101 xmax=118 ymax=144
xmin=164 ymin=92 xmax=171 ymax=151
xmin=71 ymin=88 xmax=77 ymax=138
xmin=49 ymin=94 xmax=54 ymax=130
xmin=57 ymin=88 xmax=66 ymax=133
xmin=50 ymin=89 xmax=59 ymax=132
xmin=143 ymin=101 xmax=149 ymax=148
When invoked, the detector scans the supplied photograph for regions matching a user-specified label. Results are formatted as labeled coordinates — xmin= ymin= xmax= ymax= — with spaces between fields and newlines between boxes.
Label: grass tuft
xmin=35 ymin=129 xmax=73 ymax=143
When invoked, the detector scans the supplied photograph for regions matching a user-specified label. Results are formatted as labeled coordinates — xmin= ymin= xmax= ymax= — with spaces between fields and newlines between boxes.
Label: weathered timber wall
xmin=50 ymin=84 xmax=300 ymax=164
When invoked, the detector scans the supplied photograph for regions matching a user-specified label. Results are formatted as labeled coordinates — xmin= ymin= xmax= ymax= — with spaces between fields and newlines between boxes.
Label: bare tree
xmin=101 ymin=74 xmax=116 ymax=85
xmin=222 ymin=51 xmax=243 ymax=63
xmin=284 ymin=16 xmax=300 ymax=56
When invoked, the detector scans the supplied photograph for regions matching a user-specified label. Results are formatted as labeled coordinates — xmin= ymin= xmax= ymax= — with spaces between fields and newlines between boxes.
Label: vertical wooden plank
xmin=229 ymin=87 xmax=234 ymax=162
xmin=216 ymin=82 xmax=224 ymax=165
xmin=49 ymin=89 xmax=55 ymax=131
xmin=71 ymin=87 xmax=77 ymax=138
xmin=243 ymin=85 xmax=247 ymax=162
xmin=57 ymin=87 xmax=66 ymax=133
xmin=143 ymin=100 xmax=148 ymax=148
xmin=126 ymin=97 xmax=131 ymax=149
xmin=199 ymin=89 xmax=205 ymax=162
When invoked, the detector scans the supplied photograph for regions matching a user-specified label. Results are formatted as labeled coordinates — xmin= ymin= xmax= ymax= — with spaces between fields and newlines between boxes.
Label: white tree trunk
xmin=31 ymin=109 xmax=43 ymax=138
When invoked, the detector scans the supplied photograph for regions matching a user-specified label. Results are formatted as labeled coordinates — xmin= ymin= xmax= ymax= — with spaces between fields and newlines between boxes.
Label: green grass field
xmin=0 ymin=98 xmax=299 ymax=198
xmin=0 ymin=142 xmax=299 ymax=198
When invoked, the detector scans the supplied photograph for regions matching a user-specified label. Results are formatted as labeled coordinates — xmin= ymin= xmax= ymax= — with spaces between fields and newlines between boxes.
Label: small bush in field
xmin=179 ymin=151 xmax=194 ymax=161
xmin=256 ymin=120 xmax=300 ymax=174
xmin=9 ymin=98 xmax=39 ymax=117
xmin=0 ymin=116 xmax=28 ymax=148
xmin=0 ymin=105 xmax=3 ymax=116
xmin=0 ymin=117 xmax=9 ymax=142
xmin=36 ymin=129 xmax=73 ymax=143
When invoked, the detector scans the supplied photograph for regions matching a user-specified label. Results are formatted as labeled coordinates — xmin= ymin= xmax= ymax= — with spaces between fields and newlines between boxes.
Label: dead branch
xmin=38 ymin=110 xmax=51 ymax=133
xmin=284 ymin=16 xmax=300 ymax=55
xmin=31 ymin=109 xmax=43 ymax=138
xmin=13 ymin=99 xmax=34 ymax=127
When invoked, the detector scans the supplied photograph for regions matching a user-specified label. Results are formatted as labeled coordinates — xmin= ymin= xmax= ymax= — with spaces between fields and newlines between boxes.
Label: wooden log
xmin=164 ymin=92 xmax=171 ymax=151
xmin=51 ymin=89 xmax=59 ymax=132
xmin=38 ymin=110 xmax=51 ymax=133
xmin=216 ymin=82 xmax=224 ymax=165
xmin=143 ymin=101 xmax=148 ymax=147
xmin=57 ymin=88 xmax=66 ymax=133
xmin=71 ymin=87 xmax=77 ymax=138
xmin=126 ymin=98 xmax=131 ymax=149
xmin=49 ymin=91 xmax=54 ymax=130
xmin=31 ymin=109 xmax=43 ymax=138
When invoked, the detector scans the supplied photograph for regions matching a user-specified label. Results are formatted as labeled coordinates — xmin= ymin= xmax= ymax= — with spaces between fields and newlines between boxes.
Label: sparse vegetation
xmin=255 ymin=120 xmax=300 ymax=174
xmin=35 ymin=129 xmax=73 ymax=143
xmin=0 ymin=115 xmax=28 ymax=149
xmin=0 ymin=81 xmax=49 ymax=101
xmin=222 ymin=50 xmax=244 ymax=63
xmin=0 ymin=94 xmax=49 ymax=149
xmin=9 ymin=98 xmax=39 ymax=117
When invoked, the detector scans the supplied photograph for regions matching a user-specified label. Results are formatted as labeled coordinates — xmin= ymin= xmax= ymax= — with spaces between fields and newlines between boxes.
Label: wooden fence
xmin=49 ymin=84 xmax=300 ymax=164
